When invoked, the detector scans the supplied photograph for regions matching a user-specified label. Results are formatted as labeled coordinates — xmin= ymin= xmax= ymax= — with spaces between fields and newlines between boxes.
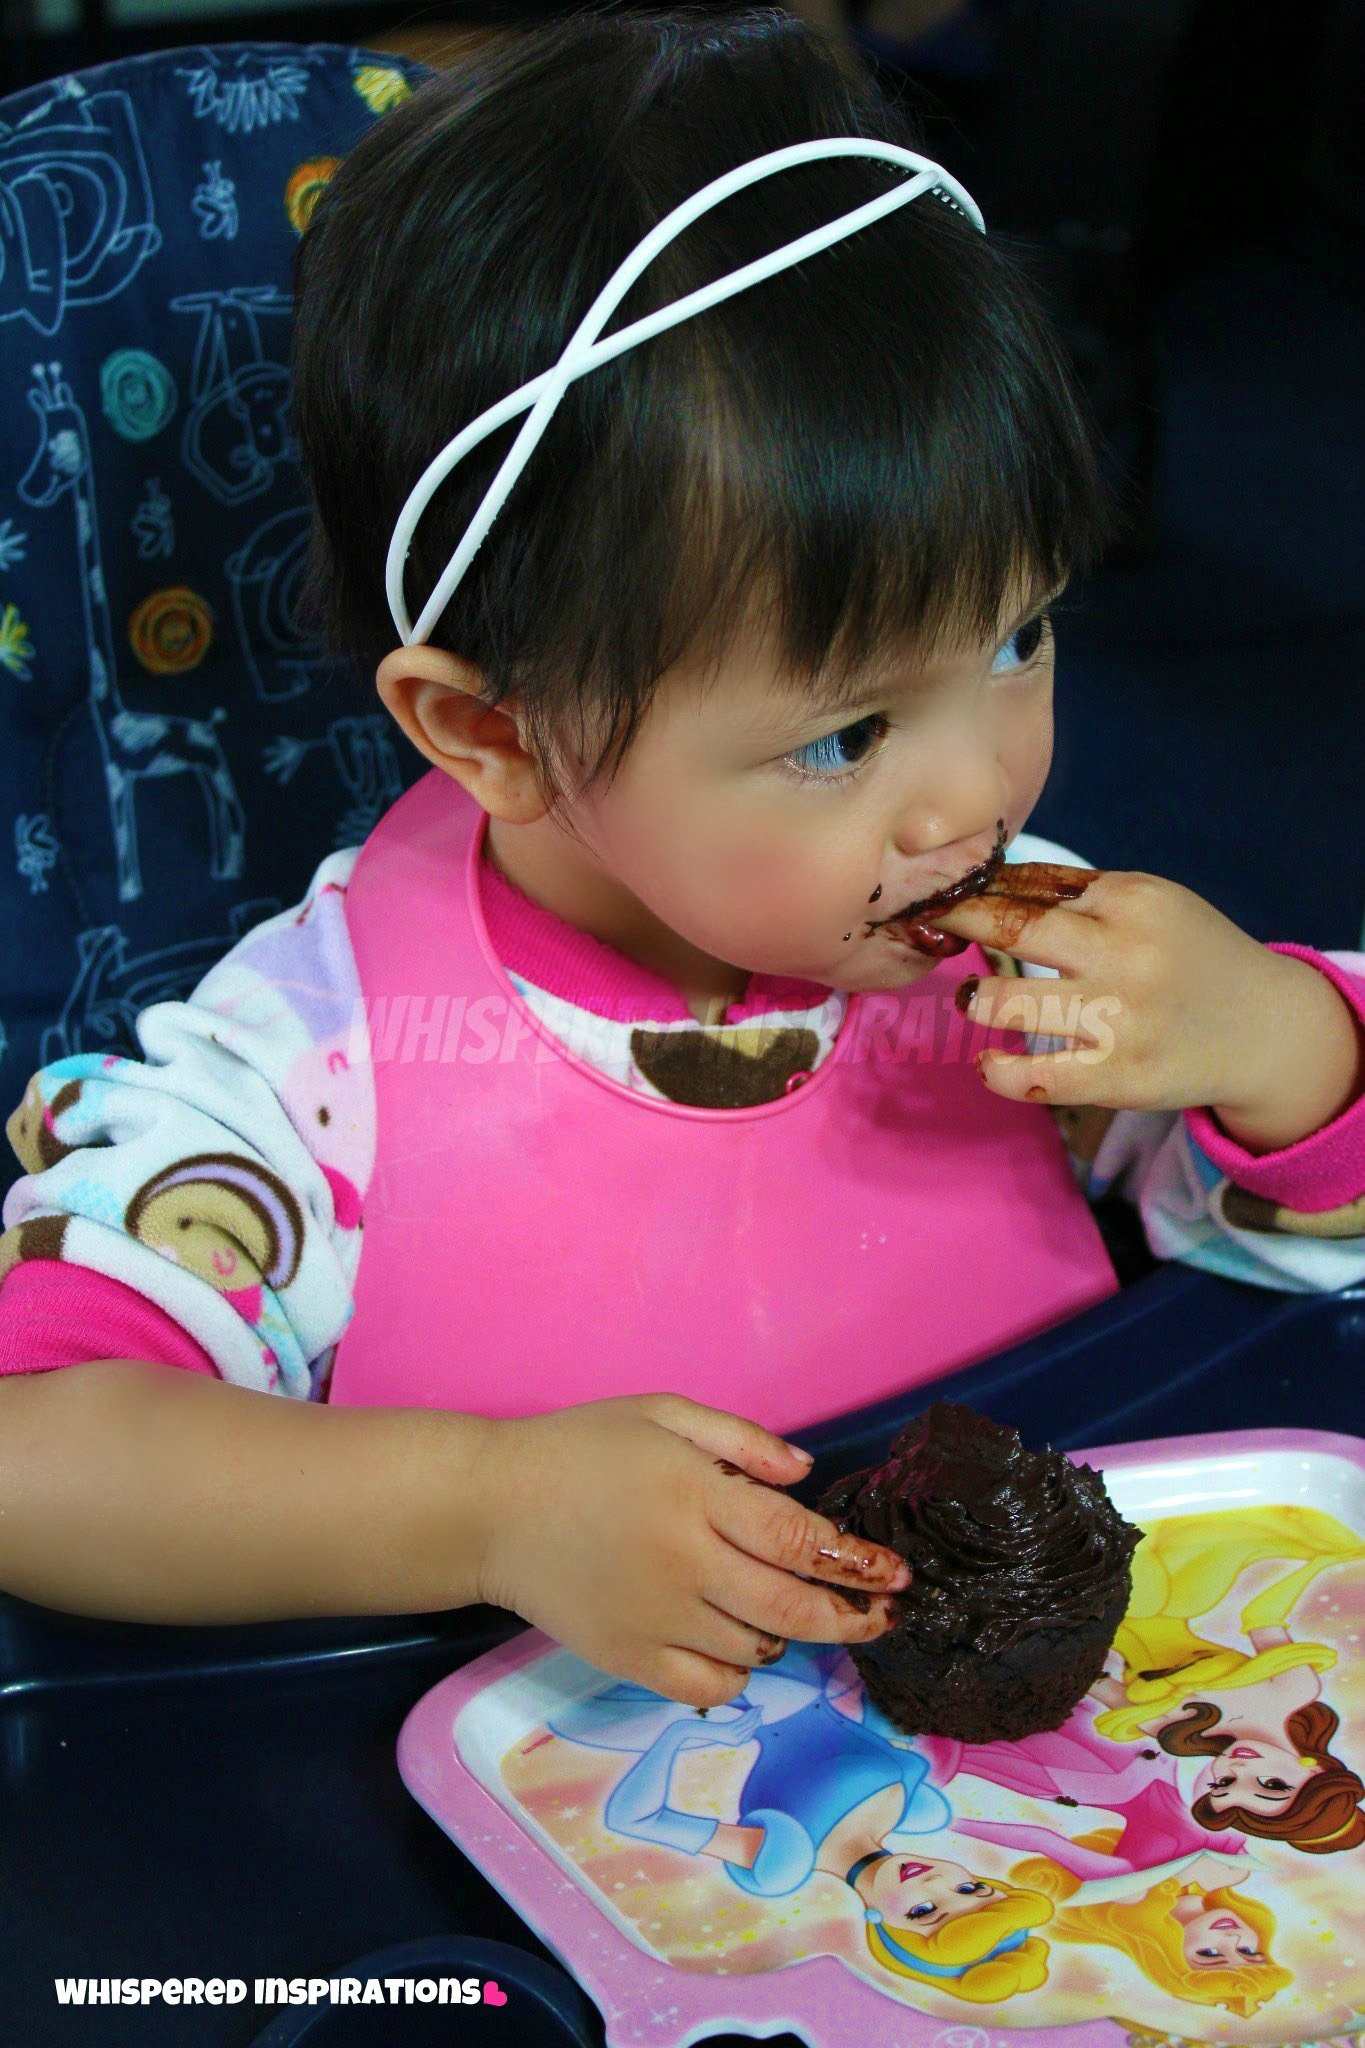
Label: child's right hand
xmin=472 ymin=1393 xmax=910 ymax=1707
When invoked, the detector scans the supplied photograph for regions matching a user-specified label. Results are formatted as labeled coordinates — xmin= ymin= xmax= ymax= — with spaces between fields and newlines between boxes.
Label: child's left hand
xmin=931 ymin=866 xmax=1365 ymax=1155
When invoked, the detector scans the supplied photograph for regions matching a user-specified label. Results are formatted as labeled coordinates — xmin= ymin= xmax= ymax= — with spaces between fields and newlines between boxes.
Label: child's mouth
xmin=862 ymin=826 xmax=1101 ymax=959
xmin=865 ymin=821 xmax=1009 ymax=958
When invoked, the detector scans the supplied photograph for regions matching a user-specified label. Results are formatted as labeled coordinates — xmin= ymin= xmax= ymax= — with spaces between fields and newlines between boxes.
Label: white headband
xmin=385 ymin=137 xmax=986 ymax=647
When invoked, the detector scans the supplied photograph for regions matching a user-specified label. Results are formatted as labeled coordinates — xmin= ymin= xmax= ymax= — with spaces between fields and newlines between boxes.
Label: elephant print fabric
xmin=472 ymin=1504 xmax=1365 ymax=2042
xmin=0 ymin=44 xmax=428 ymax=1203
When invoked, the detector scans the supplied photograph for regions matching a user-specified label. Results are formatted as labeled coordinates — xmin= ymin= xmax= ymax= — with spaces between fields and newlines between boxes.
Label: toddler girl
xmin=0 ymin=12 xmax=1361 ymax=1709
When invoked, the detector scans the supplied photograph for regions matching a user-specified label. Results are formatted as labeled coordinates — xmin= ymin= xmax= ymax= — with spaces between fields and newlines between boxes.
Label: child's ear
xmin=375 ymin=644 xmax=548 ymax=823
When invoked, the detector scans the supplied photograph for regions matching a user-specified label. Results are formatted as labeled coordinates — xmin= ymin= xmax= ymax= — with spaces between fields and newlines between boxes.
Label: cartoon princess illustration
xmin=1090 ymin=1505 xmax=1365 ymax=1854
xmin=918 ymin=1702 xmax=1291 ymax=2018
xmin=546 ymin=1643 xmax=1052 ymax=2004
xmin=1014 ymin=1861 xmax=1291 ymax=2021
xmin=919 ymin=1695 xmax=1246 ymax=1875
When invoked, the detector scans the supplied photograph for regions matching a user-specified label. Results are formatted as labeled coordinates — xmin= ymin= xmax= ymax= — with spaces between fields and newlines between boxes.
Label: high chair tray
xmin=398 ymin=1428 xmax=1365 ymax=2048
xmin=3 ymin=1266 xmax=1362 ymax=2047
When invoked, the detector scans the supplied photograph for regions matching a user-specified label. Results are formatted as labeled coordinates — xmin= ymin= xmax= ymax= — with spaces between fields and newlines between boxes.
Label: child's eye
xmin=990 ymin=610 xmax=1052 ymax=675
xmin=907 ymin=1901 xmax=936 ymax=1920
xmin=955 ymin=1881 xmax=991 ymax=1895
xmin=782 ymin=712 xmax=889 ymax=784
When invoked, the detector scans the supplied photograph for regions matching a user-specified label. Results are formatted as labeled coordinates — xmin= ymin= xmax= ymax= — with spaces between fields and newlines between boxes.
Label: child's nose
xmin=893 ymin=761 xmax=1008 ymax=871
xmin=893 ymin=817 xmax=1001 ymax=882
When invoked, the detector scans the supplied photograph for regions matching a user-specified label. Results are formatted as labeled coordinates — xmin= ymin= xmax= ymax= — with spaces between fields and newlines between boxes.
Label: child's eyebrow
xmin=790 ymin=577 xmax=1069 ymax=726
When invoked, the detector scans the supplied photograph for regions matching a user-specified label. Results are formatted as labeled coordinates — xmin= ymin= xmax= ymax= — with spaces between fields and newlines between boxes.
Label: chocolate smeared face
xmin=863 ymin=821 xmax=1009 ymax=958
xmin=821 ymin=1402 xmax=1140 ymax=1742
xmin=864 ymin=825 xmax=1100 ymax=959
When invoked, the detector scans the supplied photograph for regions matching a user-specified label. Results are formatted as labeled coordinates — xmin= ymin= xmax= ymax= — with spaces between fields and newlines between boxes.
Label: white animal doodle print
xmin=18 ymin=361 xmax=245 ymax=902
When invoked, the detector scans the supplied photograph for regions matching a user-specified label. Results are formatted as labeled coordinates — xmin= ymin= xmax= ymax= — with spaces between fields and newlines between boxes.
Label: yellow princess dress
xmin=1094 ymin=1505 xmax=1364 ymax=1744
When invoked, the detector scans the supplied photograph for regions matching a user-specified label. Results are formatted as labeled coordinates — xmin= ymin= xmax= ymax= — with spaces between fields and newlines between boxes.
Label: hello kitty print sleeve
xmin=0 ymin=853 xmax=370 ymax=1399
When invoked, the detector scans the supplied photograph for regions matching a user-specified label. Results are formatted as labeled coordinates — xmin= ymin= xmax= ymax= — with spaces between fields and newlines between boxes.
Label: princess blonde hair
xmin=1014 ymin=1860 xmax=1292 ymax=2020
xmin=863 ymin=1879 xmax=1052 ymax=2004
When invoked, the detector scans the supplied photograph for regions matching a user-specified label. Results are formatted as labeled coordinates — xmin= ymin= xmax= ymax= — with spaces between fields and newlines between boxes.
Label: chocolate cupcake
xmin=820 ymin=1401 xmax=1139 ymax=1743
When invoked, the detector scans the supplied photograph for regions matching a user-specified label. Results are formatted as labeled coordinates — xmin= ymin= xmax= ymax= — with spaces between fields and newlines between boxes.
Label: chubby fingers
xmin=668 ymin=1589 xmax=873 ymax=1703
xmin=975 ymin=1040 xmax=1123 ymax=1106
xmin=955 ymin=972 xmax=1107 ymax=1049
xmin=649 ymin=1646 xmax=755 ymax=1710
xmin=954 ymin=970 xmax=1124 ymax=1103
xmin=928 ymin=865 xmax=1103 ymax=971
xmin=707 ymin=1480 xmax=906 ymax=1638
xmin=702 ymin=1538 xmax=902 ymax=1649
xmin=709 ymin=1468 xmax=908 ymax=1592
xmin=636 ymin=1391 xmax=815 ymax=1488
xmin=688 ymin=1601 xmax=791 ymax=1671
xmin=981 ymin=861 xmax=1103 ymax=905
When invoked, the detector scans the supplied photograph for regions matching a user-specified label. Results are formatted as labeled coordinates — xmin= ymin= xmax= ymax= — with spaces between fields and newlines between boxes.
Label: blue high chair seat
xmin=0 ymin=43 xmax=1358 ymax=2048
xmin=0 ymin=43 xmax=433 ymax=1202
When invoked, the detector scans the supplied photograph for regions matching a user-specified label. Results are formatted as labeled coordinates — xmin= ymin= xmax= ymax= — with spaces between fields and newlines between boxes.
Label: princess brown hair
xmin=1160 ymin=1701 xmax=1365 ymax=1854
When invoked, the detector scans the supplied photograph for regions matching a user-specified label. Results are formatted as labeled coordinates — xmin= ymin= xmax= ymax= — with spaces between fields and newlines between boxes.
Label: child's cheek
xmin=1012 ymin=687 xmax=1056 ymax=811
xmin=716 ymin=892 xmax=825 ymax=973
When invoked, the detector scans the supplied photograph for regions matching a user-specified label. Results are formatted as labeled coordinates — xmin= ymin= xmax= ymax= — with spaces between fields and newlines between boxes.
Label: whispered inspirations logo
xmin=55 ymin=1975 xmax=512 ymax=2009
xmin=350 ymin=987 xmax=1122 ymax=1070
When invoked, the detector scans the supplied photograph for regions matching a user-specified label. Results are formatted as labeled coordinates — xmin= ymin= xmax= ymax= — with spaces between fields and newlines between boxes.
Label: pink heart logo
xmin=482 ymin=1981 xmax=508 ymax=2006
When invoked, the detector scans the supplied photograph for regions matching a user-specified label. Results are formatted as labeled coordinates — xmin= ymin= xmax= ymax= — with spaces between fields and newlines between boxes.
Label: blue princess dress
xmin=548 ymin=1643 xmax=951 ymax=1896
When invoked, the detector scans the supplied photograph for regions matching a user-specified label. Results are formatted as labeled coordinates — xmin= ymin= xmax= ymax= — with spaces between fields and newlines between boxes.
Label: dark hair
xmin=292 ymin=5 xmax=1118 ymax=801
xmin=1155 ymin=1700 xmax=1229 ymax=1757
xmin=1162 ymin=1700 xmax=1365 ymax=1855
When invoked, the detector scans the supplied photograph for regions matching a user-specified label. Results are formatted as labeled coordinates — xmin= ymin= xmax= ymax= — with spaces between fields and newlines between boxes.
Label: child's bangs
xmin=656 ymin=357 xmax=1101 ymax=722
xmin=525 ymin=182 xmax=1117 ymax=790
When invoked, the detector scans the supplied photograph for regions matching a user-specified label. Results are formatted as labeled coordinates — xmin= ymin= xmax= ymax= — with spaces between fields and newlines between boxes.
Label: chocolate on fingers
xmin=978 ymin=861 xmax=1102 ymax=906
xmin=865 ymin=826 xmax=1102 ymax=959
xmin=966 ymin=861 xmax=1104 ymax=951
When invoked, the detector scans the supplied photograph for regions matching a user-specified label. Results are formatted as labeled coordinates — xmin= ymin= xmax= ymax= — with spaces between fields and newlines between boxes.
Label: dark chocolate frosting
xmin=820 ymin=1401 xmax=1139 ymax=1657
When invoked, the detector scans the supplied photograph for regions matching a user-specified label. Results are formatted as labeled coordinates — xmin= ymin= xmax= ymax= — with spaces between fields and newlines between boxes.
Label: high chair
xmin=0 ymin=41 xmax=431 ymax=1199
xmin=0 ymin=41 xmax=1359 ymax=2048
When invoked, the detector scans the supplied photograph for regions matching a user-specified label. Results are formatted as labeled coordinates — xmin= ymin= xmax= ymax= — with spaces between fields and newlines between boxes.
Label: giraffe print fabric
xmin=0 ymin=42 xmax=433 ymax=1208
